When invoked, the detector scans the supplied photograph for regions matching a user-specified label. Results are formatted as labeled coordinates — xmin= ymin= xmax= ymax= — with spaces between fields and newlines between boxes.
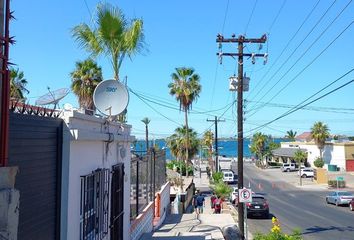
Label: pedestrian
xmin=194 ymin=191 xmax=205 ymax=218
xmin=213 ymin=196 xmax=223 ymax=214
xmin=210 ymin=192 xmax=216 ymax=209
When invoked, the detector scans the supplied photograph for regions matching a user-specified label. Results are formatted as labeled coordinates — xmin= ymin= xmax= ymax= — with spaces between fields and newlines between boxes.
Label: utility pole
xmin=207 ymin=116 xmax=225 ymax=172
xmin=216 ymin=34 xmax=267 ymax=239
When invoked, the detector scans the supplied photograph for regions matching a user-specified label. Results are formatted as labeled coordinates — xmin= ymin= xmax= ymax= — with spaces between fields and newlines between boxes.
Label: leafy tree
xmin=72 ymin=2 xmax=144 ymax=81
xmin=210 ymin=181 xmax=232 ymax=200
xmin=10 ymin=68 xmax=29 ymax=102
xmin=141 ymin=117 xmax=150 ymax=151
xmin=294 ymin=150 xmax=307 ymax=186
xmin=166 ymin=126 xmax=199 ymax=176
xmin=211 ymin=172 xmax=223 ymax=184
xmin=202 ymin=130 xmax=214 ymax=172
xmin=285 ymin=130 xmax=297 ymax=141
xmin=250 ymin=132 xmax=268 ymax=166
xmin=311 ymin=121 xmax=330 ymax=159
xmin=313 ymin=157 xmax=324 ymax=168
xmin=168 ymin=67 xmax=201 ymax=176
xmin=70 ymin=58 xmax=103 ymax=110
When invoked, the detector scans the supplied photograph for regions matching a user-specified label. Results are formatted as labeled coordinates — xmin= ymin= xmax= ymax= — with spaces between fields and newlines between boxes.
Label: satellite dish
xmin=35 ymin=87 xmax=70 ymax=109
xmin=93 ymin=79 xmax=129 ymax=116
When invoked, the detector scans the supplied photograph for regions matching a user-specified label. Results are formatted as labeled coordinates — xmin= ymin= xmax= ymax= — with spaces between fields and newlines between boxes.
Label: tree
xmin=72 ymin=2 xmax=144 ymax=81
xmin=250 ymin=132 xmax=268 ymax=166
xmin=70 ymin=58 xmax=103 ymax=110
xmin=311 ymin=121 xmax=330 ymax=159
xmin=285 ymin=130 xmax=297 ymax=141
xmin=166 ymin=126 xmax=199 ymax=176
xmin=168 ymin=67 xmax=201 ymax=176
xmin=141 ymin=117 xmax=150 ymax=151
xmin=294 ymin=150 xmax=307 ymax=186
xmin=202 ymin=130 xmax=214 ymax=172
xmin=264 ymin=141 xmax=280 ymax=163
xmin=10 ymin=68 xmax=29 ymax=102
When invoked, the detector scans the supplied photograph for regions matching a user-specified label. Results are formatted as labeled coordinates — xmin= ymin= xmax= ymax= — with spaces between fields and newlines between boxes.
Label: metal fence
xmin=80 ymin=168 xmax=110 ymax=240
xmin=130 ymin=149 xmax=166 ymax=220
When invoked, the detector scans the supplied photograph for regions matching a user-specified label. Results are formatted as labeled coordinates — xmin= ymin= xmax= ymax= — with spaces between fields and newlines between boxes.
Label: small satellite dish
xmin=63 ymin=103 xmax=73 ymax=111
xmin=93 ymin=79 xmax=129 ymax=116
xmin=35 ymin=87 xmax=70 ymax=109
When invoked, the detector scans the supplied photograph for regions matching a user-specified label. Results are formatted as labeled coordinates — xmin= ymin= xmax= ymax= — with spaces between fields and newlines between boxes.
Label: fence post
xmin=136 ymin=158 xmax=139 ymax=216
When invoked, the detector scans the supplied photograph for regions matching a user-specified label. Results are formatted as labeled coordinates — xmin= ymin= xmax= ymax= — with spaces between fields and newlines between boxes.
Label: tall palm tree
xmin=311 ymin=121 xmax=330 ymax=159
xmin=10 ymin=68 xmax=29 ymax=102
xmin=72 ymin=2 xmax=144 ymax=81
xmin=203 ymin=130 xmax=214 ymax=172
xmin=285 ymin=130 xmax=297 ymax=141
xmin=141 ymin=117 xmax=150 ymax=151
xmin=70 ymin=58 xmax=103 ymax=110
xmin=168 ymin=67 xmax=201 ymax=175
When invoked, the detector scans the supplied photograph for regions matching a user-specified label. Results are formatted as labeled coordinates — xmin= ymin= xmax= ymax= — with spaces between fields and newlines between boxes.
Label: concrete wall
xmin=130 ymin=202 xmax=154 ymax=240
xmin=60 ymin=111 xmax=134 ymax=240
xmin=281 ymin=141 xmax=354 ymax=170
xmin=154 ymin=182 xmax=170 ymax=229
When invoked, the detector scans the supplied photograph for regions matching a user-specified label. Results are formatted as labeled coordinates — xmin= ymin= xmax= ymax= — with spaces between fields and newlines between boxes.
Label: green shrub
xmin=210 ymin=181 xmax=232 ymax=199
xmin=254 ymin=217 xmax=303 ymax=240
xmin=313 ymin=157 xmax=324 ymax=168
xmin=328 ymin=180 xmax=346 ymax=188
xmin=212 ymin=172 xmax=223 ymax=183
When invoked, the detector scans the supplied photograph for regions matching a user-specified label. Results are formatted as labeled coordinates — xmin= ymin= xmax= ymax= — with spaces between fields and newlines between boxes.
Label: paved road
xmin=241 ymin=163 xmax=354 ymax=240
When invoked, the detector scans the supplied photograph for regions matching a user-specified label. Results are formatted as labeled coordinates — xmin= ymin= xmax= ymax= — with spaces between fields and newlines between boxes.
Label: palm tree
xmin=285 ymin=130 xmax=297 ymax=141
xmin=10 ymin=68 xmax=29 ymax=102
xmin=203 ymin=130 xmax=214 ymax=172
xmin=70 ymin=58 xmax=103 ymax=110
xmin=167 ymin=126 xmax=199 ymax=176
xmin=250 ymin=132 xmax=268 ymax=166
xmin=311 ymin=121 xmax=330 ymax=159
xmin=72 ymin=2 xmax=144 ymax=81
xmin=294 ymin=150 xmax=307 ymax=186
xmin=168 ymin=67 xmax=201 ymax=175
xmin=141 ymin=117 xmax=150 ymax=151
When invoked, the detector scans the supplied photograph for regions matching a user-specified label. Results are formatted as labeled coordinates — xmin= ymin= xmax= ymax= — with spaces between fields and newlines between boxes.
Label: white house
xmin=60 ymin=111 xmax=134 ymax=240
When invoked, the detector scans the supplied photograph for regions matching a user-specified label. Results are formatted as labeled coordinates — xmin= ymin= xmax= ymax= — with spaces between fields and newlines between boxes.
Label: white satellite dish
xmin=93 ymin=79 xmax=129 ymax=116
xmin=35 ymin=87 xmax=70 ymax=109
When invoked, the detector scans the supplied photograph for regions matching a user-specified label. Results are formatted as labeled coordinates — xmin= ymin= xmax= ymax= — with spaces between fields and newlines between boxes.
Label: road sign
xmin=239 ymin=188 xmax=252 ymax=203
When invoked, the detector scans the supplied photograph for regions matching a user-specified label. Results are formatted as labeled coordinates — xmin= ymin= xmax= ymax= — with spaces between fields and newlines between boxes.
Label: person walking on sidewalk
xmin=213 ymin=196 xmax=223 ymax=214
xmin=193 ymin=191 xmax=205 ymax=218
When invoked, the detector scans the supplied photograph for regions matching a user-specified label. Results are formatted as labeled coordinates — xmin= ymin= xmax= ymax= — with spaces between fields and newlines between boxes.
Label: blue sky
xmin=10 ymin=0 xmax=354 ymax=139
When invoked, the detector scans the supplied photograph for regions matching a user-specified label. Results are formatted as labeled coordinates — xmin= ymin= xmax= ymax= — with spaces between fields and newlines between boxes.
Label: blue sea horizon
xmin=133 ymin=138 xmax=286 ymax=160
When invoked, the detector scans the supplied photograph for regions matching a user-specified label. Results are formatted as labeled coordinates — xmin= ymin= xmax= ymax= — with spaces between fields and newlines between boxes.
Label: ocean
xmin=133 ymin=138 xmax=285 ymax=160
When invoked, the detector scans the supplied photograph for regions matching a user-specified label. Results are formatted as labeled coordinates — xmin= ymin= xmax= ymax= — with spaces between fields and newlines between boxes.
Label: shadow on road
xmin=302 ymin=225 xmax=354 ymax=235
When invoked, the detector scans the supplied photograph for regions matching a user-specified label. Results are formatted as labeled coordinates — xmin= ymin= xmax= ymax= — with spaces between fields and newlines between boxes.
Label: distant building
xmin=295 ymin=132 xmax=312 ymax=142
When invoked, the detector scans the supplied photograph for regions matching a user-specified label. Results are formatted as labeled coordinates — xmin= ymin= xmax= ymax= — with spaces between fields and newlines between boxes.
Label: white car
xmin=297 ymin=168 xmax=314 ymax=178
xmin=281 ymin=163 xmax=296 ymax=172
xmin=230 ymin=187 xmax=238 ymax=204
xmin=222 ymin=170 xmax=236 ymax=184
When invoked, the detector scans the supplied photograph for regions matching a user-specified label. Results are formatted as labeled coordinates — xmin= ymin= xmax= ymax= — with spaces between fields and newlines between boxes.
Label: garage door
xmin=346 ymin=160 xmax=354 ymax=171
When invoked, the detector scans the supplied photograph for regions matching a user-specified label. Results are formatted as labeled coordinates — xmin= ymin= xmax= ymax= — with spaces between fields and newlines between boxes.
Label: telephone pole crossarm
xmin=217 ymin=53 xmax=267 ymax=57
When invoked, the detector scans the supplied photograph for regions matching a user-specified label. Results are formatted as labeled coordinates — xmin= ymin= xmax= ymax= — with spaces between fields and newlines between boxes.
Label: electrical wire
xmin=268 ymin=0 xmax=287 ymax=33
xmin=247 ymin=19 xmax=354 ymax=118
xmin=244 ymin=0 xmax=259 ymax=34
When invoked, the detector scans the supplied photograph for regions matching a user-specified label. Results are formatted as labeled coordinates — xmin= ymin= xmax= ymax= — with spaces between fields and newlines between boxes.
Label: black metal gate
xmin=8 ymin=112 xmax=63 ymax=240
xmin=110 ymin=163 xmax=124 ymax=240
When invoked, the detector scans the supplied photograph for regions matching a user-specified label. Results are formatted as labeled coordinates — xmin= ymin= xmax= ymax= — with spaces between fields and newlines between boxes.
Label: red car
xmin=350 ymin=199 xmax=354 ymax=211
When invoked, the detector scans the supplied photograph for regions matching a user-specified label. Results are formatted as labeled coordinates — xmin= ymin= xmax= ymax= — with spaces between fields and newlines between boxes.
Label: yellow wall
xmin=345 ymin=145 xmax=354 ymax=160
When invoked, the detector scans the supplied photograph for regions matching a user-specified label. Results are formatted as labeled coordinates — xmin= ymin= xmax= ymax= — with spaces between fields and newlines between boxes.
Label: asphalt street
xmin=240 ymin=163 xmax=354 ymax=240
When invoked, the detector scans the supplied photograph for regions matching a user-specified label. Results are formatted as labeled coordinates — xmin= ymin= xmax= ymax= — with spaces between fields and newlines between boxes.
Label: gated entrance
xmin=8 ymin=112 xmax=63 ymax=240
xmin=110 ymin=163 xmax=124 ymax=240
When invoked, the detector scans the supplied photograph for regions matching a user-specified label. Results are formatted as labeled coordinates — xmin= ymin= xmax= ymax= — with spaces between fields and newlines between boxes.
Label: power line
xmin=247 ymin=19 xmax=354 ymax=118
xmin=245 ymin=75 xmax=354 ymax=134
xmin=244 ymin=0 xmax=258 ymax=34
xmin=247 ymin=0 xmax=322 ymax=100
xmin=268 ymin=0 xmax=287 ymax=33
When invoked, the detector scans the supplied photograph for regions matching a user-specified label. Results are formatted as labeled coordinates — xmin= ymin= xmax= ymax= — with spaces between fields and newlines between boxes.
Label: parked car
xmin=349 ymin=199 xmax=354 ymax=211
xmin=326 ymin=191 xmax=354 ymax=206
xmin=246 ymin=194 xmax=269 ymax=218
xmin=281 ymin=163 xmax=296 ymax=172
xmin=222 ymin=170 xmax=236 ymax=184
xmin=297 ymin=168 xmax=314 ymax=178
xmin=231 ymin=187 xmax=238 ymax=204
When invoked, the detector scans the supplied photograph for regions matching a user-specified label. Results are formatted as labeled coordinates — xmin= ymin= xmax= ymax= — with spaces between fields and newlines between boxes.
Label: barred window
xmin=80 ymin=169 xmax=109 ymax=240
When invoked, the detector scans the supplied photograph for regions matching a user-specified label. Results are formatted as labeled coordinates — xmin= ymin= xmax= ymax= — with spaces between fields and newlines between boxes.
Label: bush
xmin=268 ymin=162 xmax=283 ymax=168
xmin=328 ymin=180 xmax=346 ymax=188
xmin=210 ymin=181 xmax=232 ymax=199
xmin=212 ymin=172 xmax=224 ymax=183
xmin=254 ymin=217 xmax=303 ymax=240
xmin=313 ymin=157 xmax=324 ymax=168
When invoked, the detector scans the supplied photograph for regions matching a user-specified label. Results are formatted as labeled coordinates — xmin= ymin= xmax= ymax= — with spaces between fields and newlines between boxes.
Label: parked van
xmin=222 ymin=170 xmax=235 ymax=184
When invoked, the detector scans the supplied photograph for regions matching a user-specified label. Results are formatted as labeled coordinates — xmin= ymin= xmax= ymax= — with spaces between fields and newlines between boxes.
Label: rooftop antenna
xmin=35 ymin=87 xmax=70 ymax=109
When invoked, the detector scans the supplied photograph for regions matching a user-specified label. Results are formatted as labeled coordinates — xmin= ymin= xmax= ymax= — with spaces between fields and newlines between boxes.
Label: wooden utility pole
xmin=216 ymin=34 xmax=267 ymax=239
xmin=207 ymin=116 xmax=225 ymax=172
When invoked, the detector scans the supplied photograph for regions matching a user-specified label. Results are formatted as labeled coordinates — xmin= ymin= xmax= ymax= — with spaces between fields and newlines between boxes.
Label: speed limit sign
xmin=239 ymin=188 xmax=252 ymax=203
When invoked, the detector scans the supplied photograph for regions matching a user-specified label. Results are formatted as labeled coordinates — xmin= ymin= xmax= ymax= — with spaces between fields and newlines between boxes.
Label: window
xmin=80 ymin=169 xmax=110 ymax=240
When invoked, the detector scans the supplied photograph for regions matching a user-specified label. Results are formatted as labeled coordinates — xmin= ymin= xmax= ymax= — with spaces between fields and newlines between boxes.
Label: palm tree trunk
xmin=184 ymin=109 xmax=189 ymax=178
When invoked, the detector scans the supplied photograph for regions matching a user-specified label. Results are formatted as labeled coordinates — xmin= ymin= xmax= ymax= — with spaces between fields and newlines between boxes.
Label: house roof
xmin=296 ymin=132 xmax=312 ymax=141
xmin=272 ymin=147 xmax=307 ymax=158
